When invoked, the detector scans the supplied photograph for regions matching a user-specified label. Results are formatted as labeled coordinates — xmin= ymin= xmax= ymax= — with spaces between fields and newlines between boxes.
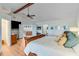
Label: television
xmin=11 ymin=21 xmax=21 ymax=29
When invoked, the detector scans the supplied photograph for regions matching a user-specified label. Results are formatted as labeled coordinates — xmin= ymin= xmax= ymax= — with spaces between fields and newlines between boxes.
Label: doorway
xmin=1 ymin=18 xmax=11 ymax=46
xmin=42 ymin=24 xmax=48 ymax=34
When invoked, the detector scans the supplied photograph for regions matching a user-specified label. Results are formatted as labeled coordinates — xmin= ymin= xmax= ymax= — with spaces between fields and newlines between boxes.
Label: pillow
xmin=55 ymin=35 xmax=63 ymax=42
xmin=67 ymin=31 xmax=77 ymax=37
xmin=67 ymin=32 xmax=73 ymax=37
xmin=58 ymin=36 xmax=67 ymax=46
xmin=64 ymin=32 xmax=79 ymax=48
xmin=72 ymin=44 xmax=79 ymax=55
xmin=72 ymin=32 xmax=77 ymax=37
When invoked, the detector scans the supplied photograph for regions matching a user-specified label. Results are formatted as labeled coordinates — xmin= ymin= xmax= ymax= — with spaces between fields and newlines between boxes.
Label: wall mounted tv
xmin=11 ymin=21 xmax=21 ymax=29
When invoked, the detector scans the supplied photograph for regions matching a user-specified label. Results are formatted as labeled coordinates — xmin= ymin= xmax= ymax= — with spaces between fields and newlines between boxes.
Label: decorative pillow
xmin=72 ymin=32 xmax=76 ymax=37
xmin=64 ymin=32 xmax=79 ymax=48
xmin=55 ymin=35 xmax=63 ymax=42
xmin=58 ymin=36 xmax=67 ymax=46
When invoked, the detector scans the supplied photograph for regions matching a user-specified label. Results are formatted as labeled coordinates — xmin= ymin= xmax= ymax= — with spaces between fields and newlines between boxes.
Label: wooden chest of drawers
xmin=11 ymin=34 xmax=17 ymax=45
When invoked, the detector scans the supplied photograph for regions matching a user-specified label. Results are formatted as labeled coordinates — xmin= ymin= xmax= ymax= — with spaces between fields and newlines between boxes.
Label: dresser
xmin=11 ymin=34 xmax=17 ymax=45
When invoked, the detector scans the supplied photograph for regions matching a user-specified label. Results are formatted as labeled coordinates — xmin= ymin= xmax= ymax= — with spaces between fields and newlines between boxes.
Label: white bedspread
xmin=24 ymin=36 xmax=77 ymax=56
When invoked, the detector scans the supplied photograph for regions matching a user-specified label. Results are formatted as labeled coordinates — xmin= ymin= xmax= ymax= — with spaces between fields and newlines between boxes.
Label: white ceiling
xmin=29 ymin=3 xmax=79 ymax=21
xmin=0 ymin=3 xmax=79 ymax=22
xmin=0 ymin=3 xmax=26 ymax=13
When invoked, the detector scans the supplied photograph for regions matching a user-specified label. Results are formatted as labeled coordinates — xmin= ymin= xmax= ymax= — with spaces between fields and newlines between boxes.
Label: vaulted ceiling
xmin=0 ymin=3 xmax=79 ymax=22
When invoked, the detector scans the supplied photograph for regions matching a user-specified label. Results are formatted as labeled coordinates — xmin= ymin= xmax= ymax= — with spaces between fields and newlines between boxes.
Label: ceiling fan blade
xmin=27 ymin=14 xmax=30 ymax=17
xmin=13 ymin=3 xmax=34 ymax=14
xmin=29 ymin=16 xmax=33 ymax=19
xmin=31 ymin=15 xmax=35 ymax=16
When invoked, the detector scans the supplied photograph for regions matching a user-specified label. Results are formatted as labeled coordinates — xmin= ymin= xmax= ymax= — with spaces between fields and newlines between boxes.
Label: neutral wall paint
xmin=0 ymin=17 xmax=1 ymax=49
xmin=19 ymin=24 xmax=23 ymax=38
xmin=20 ymin=18 xmax=77 ymax=36
xmin=19 ymin=24 xmax=37 ymax=38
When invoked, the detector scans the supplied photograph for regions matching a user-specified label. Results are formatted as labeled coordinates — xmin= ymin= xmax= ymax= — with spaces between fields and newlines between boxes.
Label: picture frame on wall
xmin=64 ymin=26 xmax=66 ymax=29
xmin=51 ymin=27 xmax=54 ymax=30
xmin=37 ymin=26 xmax=41 ymax=30
xmin=55 ymin=26 xmax=58 ymax=29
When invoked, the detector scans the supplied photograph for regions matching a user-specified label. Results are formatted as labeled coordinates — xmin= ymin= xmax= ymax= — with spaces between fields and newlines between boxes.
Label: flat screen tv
xmin=11 ymin=21 xmax=21 ymax=29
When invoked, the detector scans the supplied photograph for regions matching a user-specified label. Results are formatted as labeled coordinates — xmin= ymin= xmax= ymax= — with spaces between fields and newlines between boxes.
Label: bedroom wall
xmin=0 ymin=17 xmax=1 ymax=50
xmin=32 ymin=25 xmax=37 ymax=36
xmin=76 ymin=8 xmax=79 ymax=27
xmin=34 ymin=19 xmax=77 ymax=27
xmin=19 ymin=24 xmax=23 ymax=39
xmin=9 ymin=17 xmax=78 ymax=38
xmin=21 ymin=19 xmax=75 ymax=36
xmin=18 ymin=21 xmax=37 ymax=38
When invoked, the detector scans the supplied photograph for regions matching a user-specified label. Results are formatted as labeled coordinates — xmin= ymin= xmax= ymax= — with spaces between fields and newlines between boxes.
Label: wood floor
xmin=1 ymin=39 xmax=26 ymax=56
xmin=0 ymin=34 xmax=45 ymax=56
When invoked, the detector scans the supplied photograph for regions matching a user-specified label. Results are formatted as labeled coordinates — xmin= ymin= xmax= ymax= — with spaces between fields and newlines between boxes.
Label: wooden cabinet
xmin=26 ymin=31 xmax=32 ymax=36
xmin=11 ymin=34 xmax=17 ymax=45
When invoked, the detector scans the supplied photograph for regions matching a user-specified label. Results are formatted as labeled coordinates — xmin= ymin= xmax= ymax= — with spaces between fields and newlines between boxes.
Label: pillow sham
xmin=58 ymin=36 xmax=67 ymax=46
xmin=64 ymin=32 xmax=79 ymax=48
xmin=55 ymin=35 xmax=63 ymax=42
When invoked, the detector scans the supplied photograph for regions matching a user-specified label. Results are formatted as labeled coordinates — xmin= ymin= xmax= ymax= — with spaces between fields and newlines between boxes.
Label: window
xmin=37 ymin=26 xmax=41 ymax=30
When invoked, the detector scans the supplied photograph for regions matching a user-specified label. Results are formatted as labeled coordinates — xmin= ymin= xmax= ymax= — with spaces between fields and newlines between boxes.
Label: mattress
xmin=24 ymin=36 xmax=77 ymax=56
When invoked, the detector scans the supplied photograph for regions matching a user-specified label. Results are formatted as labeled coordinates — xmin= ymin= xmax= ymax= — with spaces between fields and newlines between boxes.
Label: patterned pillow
xmin=64 ymin=32 xmax=79 ymax=48
xmin=58 ymin=36 xmax=67 ymax=46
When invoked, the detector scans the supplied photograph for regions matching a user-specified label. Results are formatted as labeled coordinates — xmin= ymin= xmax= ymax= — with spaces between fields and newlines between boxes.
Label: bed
xmin=24 ymin=36 xmax=78 ymax=56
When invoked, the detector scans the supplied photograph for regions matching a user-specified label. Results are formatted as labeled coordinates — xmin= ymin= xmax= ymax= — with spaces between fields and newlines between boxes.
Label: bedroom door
xmin=2 ymin=18 xmax=11 ymax=46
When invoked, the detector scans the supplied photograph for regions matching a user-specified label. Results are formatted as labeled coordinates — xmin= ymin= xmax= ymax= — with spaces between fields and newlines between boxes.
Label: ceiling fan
xmin=27 ymin=7 xmax=35 ymax=19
